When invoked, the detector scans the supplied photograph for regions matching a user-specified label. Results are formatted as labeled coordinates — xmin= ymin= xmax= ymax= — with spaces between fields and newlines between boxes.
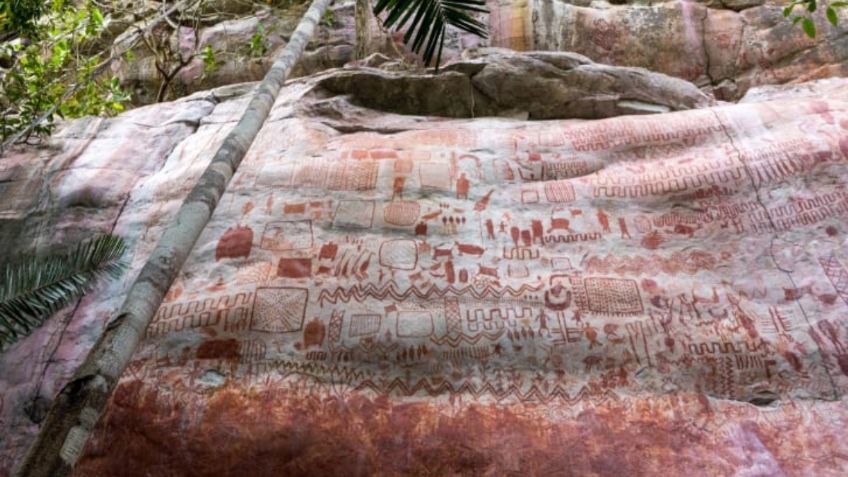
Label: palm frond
xmin=374 ymin=0 xmax=488 ymax=71
xmin=0 ymin=234 xmax=127 ymax=350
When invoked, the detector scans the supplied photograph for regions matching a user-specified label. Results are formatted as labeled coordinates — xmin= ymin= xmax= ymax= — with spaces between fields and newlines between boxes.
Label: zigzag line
xmin=330 ymin=340 xmax=400 ymax=354
xmin=245 ymin=363 xmax=622 ymax=405
xmin=317 ymin=282 xmax=544 ymax=305
xmin=429 ymin=329 xmax=506 ymax=346
xmin=354 ymin=378 xmax=619 ymax=405
xmin=252 ymin=359 xmax=372 ymax=382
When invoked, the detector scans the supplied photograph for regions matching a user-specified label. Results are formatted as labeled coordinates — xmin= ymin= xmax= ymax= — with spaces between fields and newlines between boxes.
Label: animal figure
xmin=455 ymin=242 xmax=485 ymax=256
xmin=433 ymin=246 xmax=453 ymax=259
xmin=548 ymin=217 xmax=571 ymax=232
xmin=478 ymin=264 xmax=499 ymax=278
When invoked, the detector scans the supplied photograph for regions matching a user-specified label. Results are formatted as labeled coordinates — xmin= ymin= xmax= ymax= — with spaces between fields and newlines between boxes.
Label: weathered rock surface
xmin=523 ymin=0 xmax=848 ymax=99
xmin=320 ymin=49 xmax=713 ymax=119
xmin=111 ymin=2 xmax=360 ymax=104
xmin=2 ymin=52 xmax=848 ymax=475
xmin=110 ymin=0 xmax=848 ymax=105
xmin=109 ymin=0 xmax=481 ymax=105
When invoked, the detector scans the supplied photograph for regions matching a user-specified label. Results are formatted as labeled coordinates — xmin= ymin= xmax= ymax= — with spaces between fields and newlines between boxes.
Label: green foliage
xmin=322 ymin=7 xmax=336 ymax=27
xmin=373 ymin=0 xmax=488 ymax=71
xmin=0 ymin=1 xmax=130 ymax=145
xmin=0 ymin=234 xmax=127 ymax=350
xmin=201 ymin=44 xmax=223 ymax=78
xmin=827 ymin=5 xmax=840 ymax=24
xmin=248 ymin=24 xmax=274 ymax=58
xmin=784 ymin=0 xmax=846 ymax=37
xmin=803 ymin=17 xmax=817 ymax=36
xmin=0 ymin=0 xmax=44 ymax=35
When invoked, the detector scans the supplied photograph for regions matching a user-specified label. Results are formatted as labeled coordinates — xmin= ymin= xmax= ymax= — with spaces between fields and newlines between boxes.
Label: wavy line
xmin=354 ymin=378 xmax=619 ymax=404
xmin=253 ymin=359 xmax=372 ymax=383
xmin=318 ymin=282 xmax=544 ymax=305
xmin=429 ymin=329 xmax=506 ymax=346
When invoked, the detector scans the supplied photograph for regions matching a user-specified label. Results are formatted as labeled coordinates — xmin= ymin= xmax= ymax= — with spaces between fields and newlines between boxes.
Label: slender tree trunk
xmin=14 ymin=0 xmax=334 ymax=475
xmin=354 ymin=0 xmax=372 ymax=60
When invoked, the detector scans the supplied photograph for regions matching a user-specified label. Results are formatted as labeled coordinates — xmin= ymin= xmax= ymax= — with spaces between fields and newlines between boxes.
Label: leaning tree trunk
xmin=14 ymin=0 xmax=334 ymax=475
xmin=354 ymin=0 xmax=372 ymax=60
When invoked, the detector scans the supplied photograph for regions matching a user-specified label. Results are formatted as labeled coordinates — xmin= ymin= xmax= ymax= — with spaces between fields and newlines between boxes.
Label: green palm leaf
xmin=373 ymin=0 xmax=488 ymax=71
xmin=0 ymin=234 xmax=127 ymax=350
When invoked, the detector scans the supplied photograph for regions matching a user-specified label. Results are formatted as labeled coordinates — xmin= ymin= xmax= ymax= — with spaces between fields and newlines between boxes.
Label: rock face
xmin=110 ymin=0 xmax=848 ymax=105
xmin=508 ymin=0 xmax=848 ymax=99
xmin=111 ymin=2 xmax=361 ymax=104
xmin=321 ymin=49 xmax=714 ymax=119
xmin=2 ymin=51 xmax=848 ymax=475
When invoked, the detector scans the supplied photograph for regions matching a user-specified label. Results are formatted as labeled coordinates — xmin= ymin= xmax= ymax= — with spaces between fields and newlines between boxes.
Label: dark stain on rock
xmin=72 ymin=379 xmax=845 ymax=477
xmin=196 ymin=339 xmax=240 ymax=361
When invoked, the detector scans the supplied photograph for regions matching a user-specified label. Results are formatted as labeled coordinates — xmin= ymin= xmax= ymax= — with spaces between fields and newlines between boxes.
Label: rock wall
xmin=111 ymin=0 xmax=848 ymax=104
xmin=2 ymin=51 xmax=848 ymax=475
xmin=497 ymin=0 xmax=848 ymax=99
xmin=111 ymin=2 xmax=362 ymax=104
xmin=0 ymin=83 xmax=253 ymax=472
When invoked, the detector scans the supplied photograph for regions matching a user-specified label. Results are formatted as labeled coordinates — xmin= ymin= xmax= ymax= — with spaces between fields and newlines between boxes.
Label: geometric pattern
xmin=544 ymin=180 xmax=576 ymax=203
xmin=820 ymin=254 xmax=848 ymax=306
xmin=349 ymin=314 xmax=381 ymax=337
xmin=250 ymin=287 xmax=308 ymax=333
xmin=379 ymin=239 xmax=418 ymax=270
xmin=419 ymin=162 xmax=452 ymax=191
xmin=583 ymin=277 xmax=643 ymax=316
xmin=260 ymin=220 xmax=313 ymax=250
xmin=333 ymin=200 xmax=375 ymax=229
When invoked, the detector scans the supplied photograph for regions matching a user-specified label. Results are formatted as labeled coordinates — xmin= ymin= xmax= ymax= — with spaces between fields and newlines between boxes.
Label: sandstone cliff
xmin=2 ymin=6 xmax=848 ymax=477
xmin=107 ymin=0 xmax=848 ymax=103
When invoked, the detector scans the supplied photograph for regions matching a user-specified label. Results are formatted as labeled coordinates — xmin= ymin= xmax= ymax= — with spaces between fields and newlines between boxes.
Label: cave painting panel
xmin=65 ymin=85 xmax=848 ymax=476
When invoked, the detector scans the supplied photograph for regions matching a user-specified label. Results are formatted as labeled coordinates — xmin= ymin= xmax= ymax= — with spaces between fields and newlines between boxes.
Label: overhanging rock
xmin=319 ymin=49 xmax=714 ymax=119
